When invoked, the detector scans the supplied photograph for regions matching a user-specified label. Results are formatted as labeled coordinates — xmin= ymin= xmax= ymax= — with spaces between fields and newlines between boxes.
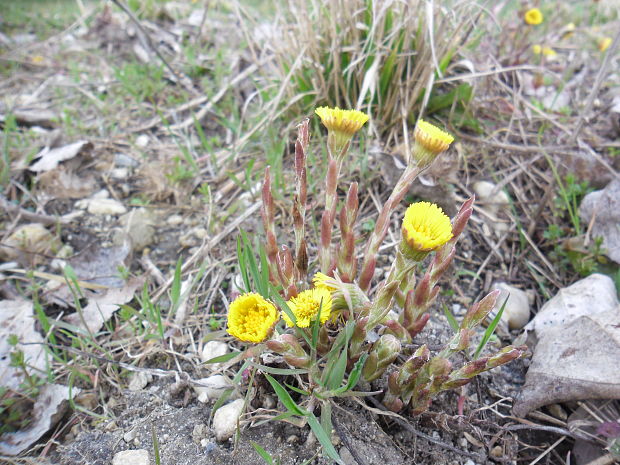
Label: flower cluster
xmin=223 ymin=107 xmax=526 ymax=423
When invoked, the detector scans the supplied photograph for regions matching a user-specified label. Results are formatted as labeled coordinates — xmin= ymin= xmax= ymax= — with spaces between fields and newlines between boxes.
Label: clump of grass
xmin=271 ymin=0 xmax=478 ymax=139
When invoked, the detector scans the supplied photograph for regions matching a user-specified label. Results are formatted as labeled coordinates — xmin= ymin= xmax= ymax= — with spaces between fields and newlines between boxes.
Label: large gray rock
xmin=579 ymin=179 xmax=620 ymax=264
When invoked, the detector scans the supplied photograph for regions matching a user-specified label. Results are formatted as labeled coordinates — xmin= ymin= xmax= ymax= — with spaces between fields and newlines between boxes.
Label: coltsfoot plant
xmin=224 ymin=108 xmax=527 ymax=462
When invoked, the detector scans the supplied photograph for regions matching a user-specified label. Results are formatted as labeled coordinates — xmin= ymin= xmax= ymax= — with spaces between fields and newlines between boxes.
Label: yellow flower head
xmin=312 ymin=272 xmax=338 ymax=291
xmin=524 ymin=8 xmax=543 ymax=26
xmin=315 ymin=107 xmax=369 ymax=137
xmin=315 ymin=107 xmax=369 ymax=157
xmin=531 ymin=44 xmax=542 ymax=55
xmin=598 ymin=37 xmax=612 ymax=52
xmin=227 ymin=293 xmax=279 ymax=343
xmin=282 ymin=288 xmax=332 ymax=328
xmin=402 ymin=202 xmax=453 ymax=258
xmin=542 ymin=46 xmax=557 ymax=58
xmin=414 ymin=120 xmax=454 ymax=156
xmin=411 ymin=120 xmax=454 ymax=167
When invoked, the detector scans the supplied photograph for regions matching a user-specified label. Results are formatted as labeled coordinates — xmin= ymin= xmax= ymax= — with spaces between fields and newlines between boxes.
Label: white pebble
xmin=112 ymin=450 xmax=149 ymax=465
xmin=194 ymin=375 xmax=232 ymax=403
xmin=201 ymin=341 xmax=229 ymax=367
xmin=492 ymin=282 xmax=531 ymax=330
xmin=213 ymin=399 xmax=244 ymax=441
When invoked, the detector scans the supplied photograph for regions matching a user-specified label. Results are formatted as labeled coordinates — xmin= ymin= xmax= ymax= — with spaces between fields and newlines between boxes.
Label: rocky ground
xmin=1 ymin=1 xmax=620 ymax=464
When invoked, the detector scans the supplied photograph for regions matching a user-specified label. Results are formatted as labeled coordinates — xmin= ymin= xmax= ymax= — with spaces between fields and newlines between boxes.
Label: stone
xmin=85 ymin=198 xmax=127 ymax=216
xmin=135 ymin=134 xmax=149 ymax=148
xmin=579 ymin=179 xmax=620 ymax=263
xmin=212 ymin=399 xmax=244 ymax=441
xmin=128 ymin=372 xmax=152 ymax=391
xmin=119 ymin=208 xmax=156 ymax=251
xmin=491 ymin=282 xmax=531 ymax=330
xmin=112 ymin=449 xmax=149 ymax=465
xmin=115 ymin=153 xmax=139 ymax=168
xmin=194 ymin=375 xmax=233 ymax=403
xmin=167 ymin=214 xmax=183 ymax=226
xmin=0 ymin=223 xmax=59 ymax=261
xmin=122 ymin=428 xmax=137 ymax=443
xmin=473 ymin=181 xmax=509 ymax=208
xmin=201 ymin=341 xmax=229 ymax=366
xmin=525 ymin=274 xmax=618 ymax=340
xmin=472 ymin=181 xmax=510 ymax=233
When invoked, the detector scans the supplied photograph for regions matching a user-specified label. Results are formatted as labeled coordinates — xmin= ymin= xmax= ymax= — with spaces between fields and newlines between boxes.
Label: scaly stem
xmin=359 ymin=164 xmax=423 ymax=291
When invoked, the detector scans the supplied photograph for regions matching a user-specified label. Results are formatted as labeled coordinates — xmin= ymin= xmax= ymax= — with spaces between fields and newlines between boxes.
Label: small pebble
xmin=194 ymin=375 xmax=234 ymax=403
xmin=167 ymin=214 xmax=183 ymax=226
xmin=213 ymin=399 xmax=244 ymax=441
xmin=112 ymin=449 xmax=149 ymax=465
xmin=135 ymin=135 xmax=149 ymax=148
xmin=123 ymin=429 xmax=137 ymax=443
xmin=201 ymin=341 xmax=229 ymax=367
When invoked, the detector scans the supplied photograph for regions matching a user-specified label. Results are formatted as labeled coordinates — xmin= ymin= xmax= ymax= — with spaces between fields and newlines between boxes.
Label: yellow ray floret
xmin=402 ymin=202 xmax=453 ymax=253
xmin=312 ymin=272 xmax=338 ymax=291
xmin=315 ymin=107 xmax=369 ymax=137
xmin=598 ymin=37 xmax=612 ymax=52
xmin=524 ymin=8 xmax=543 ymax=25
xmin=227 ymin=293 xmax=279 ymax=343
xmin=414 ymin=120 xmax=454 ymax=155
xmin=282 ymin=288 xmax=332 ymax=328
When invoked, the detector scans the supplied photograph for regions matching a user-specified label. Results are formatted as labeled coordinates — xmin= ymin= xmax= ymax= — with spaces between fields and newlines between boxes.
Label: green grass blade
xmin=264 ymin=374 xmax=305 ymax=416
xmin=442 ymin=303 xmax=459 ymax=332
xmin=170 ymin=258 xmax=182 ymax=310
xmin=306 ymin=413 xmax=343 ymax=464
xmin=474 ymin=294 xmax=509 ymax=359
xmin=250 ymin=442 xmax=274 ymax=465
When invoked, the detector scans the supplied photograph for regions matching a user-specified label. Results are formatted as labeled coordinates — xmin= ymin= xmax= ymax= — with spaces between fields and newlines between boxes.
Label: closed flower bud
xmin=363 ymin=334 xmax=401 ymax=382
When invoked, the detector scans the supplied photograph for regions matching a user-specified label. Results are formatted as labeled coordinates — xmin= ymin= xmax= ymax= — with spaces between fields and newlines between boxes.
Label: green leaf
xmin=251 ymin=441 xmax=274 ymax=465
xmin=264 ymin=374 xmax=305 ymax=416
xmin=442 ymin=303 xmax=459 ymax=332
xmin=326 ymin=344 xmax=348 ymax=390
xmin=306 ymin=413 xmax=343 ymax=464
xmin=203 ymin=351 xmax=240 ymax=364
xmin=209 ymin=388 xmax=234 ymax=422
xmin=170 ymin=258 xmax=182 ymax=309
xmin=248 ymin=362 xmax=309 ymax=376
xmin=332 ymin=354 xmax=368 ymax=395
xmin=474 ymin=294 xmax=509 ymax=359
xmin=237 ymin=236 xmax=251 ymax=292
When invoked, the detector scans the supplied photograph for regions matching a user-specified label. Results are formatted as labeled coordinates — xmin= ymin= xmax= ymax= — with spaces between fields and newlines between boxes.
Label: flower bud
xmin=363 ymin=334 xmax=401 ymax=382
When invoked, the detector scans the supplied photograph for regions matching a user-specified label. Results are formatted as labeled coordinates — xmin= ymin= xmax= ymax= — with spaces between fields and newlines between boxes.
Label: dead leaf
xmin=513 ymin=309 xmax=620 ymax=417
xmin=579 ymin=179 xmax=620 ymax=264
xmin=29 ymin=140 xmax=92 ymax=173
xmin=69 ymin=241 xmax=131 ymax=287
xmin=65 ymin=277 xmax=142 ymax=333
xmin=38 ymin=167 xmax=96 ymax=199
xmin=0 ymin=300 xmax=46 ymax=391
xmin=0 ymin=108 xmax=58 ymax=128
xmin=0 ymin=384 xmax=80 ymax=456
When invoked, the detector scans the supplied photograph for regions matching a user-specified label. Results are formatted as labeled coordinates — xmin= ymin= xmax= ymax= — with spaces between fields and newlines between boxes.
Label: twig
xmin=110 ymin=0 xmax=197 ymax=95
xmin=367 ymin=397 xmax=486 ymax=462
xmin=332 ymin=413 xmax=369 ymax=465
xmin=570 ymin=28 xmax=620 ymax=144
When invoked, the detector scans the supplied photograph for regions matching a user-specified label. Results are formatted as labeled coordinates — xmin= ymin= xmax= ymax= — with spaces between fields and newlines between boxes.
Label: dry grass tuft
xmin=270 ymin=0 xmax=479 ymax=140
